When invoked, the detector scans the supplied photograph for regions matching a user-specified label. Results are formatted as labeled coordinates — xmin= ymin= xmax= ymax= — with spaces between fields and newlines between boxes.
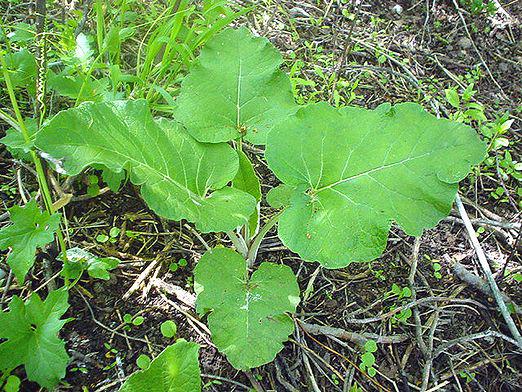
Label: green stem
xmin=246 ymin=211 xmax=282 ymax=268
xmin=0 ymin=53 xmax=68 ymax=261
xmin=0 ymin=107 xmax=19 ymax=129
xmin=226 ymin=230 xmax=248 ymax=258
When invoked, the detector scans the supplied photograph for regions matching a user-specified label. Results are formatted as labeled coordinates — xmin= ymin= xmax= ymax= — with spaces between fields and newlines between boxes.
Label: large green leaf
xmin=0 ymin=200 xmax=61 ymax=282
xmin=0 ymin=288 xmax=70 ymax=389
xmin=35 ymin=100 xmax=256 ymax=233
xmin=119 ymin=339 xmax=201 ymax=392
xmin=175 ymin=28 xmax=297 ymax=145
xmin=194 ymin=248 xmax=300 ymax=369
xmin=265 ymin=102 xmax=486 ymax=268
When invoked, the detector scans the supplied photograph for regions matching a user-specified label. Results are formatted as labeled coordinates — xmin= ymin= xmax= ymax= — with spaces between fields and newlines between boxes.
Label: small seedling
xmin=389 ymin=284 xmax=412 ymax=300
xmin=424 ymin=254 xmax=443 ymax=279
xmin=458 ymin=370 xmax=476 ymax=383
xmin=136 ymin=354 xmax=151 ymax=370
xmin=3 ymin=375 xmax=21 ymax=392
xmin=360 ymin=340 xmax=378 ymax=377
xmin=169 ymin=258 xmax=188 ymax=272
xmin=96 ymin=227 xmax=120 ymax=244
xmin=160 ymin=320 xmax=177 ymax=339
xmin=86 ymin=174 xmax=100 ymax=196
xmin=123 ymin=313 xmax=144 ymax=330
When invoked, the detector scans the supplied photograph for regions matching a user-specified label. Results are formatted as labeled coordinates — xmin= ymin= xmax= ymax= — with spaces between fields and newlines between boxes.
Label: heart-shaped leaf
xmin=119 ymin=339 xmax=200 ymax=392
xmin=175 ymin=28 xmax=297 ymax=145
xmin=35 ymin=100 xmax=256 ymax=233
xmin=265 ymin=102 xmax=486 ymax=268
xmin=194 ymin=248 xmax=300 ymax=369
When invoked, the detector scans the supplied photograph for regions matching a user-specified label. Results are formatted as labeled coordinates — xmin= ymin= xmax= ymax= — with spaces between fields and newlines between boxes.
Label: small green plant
xmin=169 ymin=257 xmax=188 ymax=273
xmin=388 ymin=284 xmax=413 ymax=325
xmin=389 ymin=284 xmax=412 ymax=300
xmin=459 ymin=0 xmax=497 ymax=15
xmin=60 ymin=247 xmax=120 ymax=282
xmin=444 ymin=82 xmax=519 ymax=206
xmin=160 ymin=320 xmax=178 ymax=339
xmin=458 ymin=369 xmax=476 ymax=383
xmin=424 ymin=255 xmax=443 ymax=279
xmin=359 ymin=340 xmax=378 ymax=377
xmin=136 ymin=354 xmax=151 ymax=370
xmin=2 ymin=374 xmax=21 ymax=392
xmin=123 ymin=313 xmax=145 ymax=330
xmin=96 ymin=226 xmax=121 ymax=243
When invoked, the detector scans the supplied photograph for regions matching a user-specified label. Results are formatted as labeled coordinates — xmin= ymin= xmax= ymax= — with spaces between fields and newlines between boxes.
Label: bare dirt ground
xmin=1 ymin=0 xmax=521 ymax=391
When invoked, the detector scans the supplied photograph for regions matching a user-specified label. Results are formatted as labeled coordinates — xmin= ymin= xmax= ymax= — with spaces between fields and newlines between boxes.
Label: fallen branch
xmin=446 ymin=256 xmax=522 ymax=315
xmin=455 ymin=194 xmax=522 ymax=346
xmin=433 ymin=330 xmax=522 ymax=359
xmin=299 ymin=321 xmax=408 ymax=346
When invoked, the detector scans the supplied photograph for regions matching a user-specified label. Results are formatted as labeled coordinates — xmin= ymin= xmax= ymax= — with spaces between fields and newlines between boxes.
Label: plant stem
xmin=0 ymin=107 xmax=19 ymax=129
xmin=0 ymin=53 xmax=68 ymax=261
xmin=226 ymin=230 xmax=248 ymax=258
xmin=246 ymin=211 xmax=282 ymax=268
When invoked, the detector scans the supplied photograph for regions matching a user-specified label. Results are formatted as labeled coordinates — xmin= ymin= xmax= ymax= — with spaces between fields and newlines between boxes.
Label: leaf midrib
xmin=59 ymin=142 xmax=202 ymax=201
xmin=314 ymin=152 xmax=431 ymax=193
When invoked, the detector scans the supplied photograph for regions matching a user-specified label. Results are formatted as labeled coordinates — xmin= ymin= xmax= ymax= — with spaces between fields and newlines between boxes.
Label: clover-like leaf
xmin=35 ymin=100 xmax=256 ymax=233
xmin=119 ymin=339 xmax=201 ymax=392
xmin=0 ymin=288 xmax=70 ymax=389
xmin=194 ymin=248 xmax=300 ymax=369
xmin=265 ymin=102 xmax=486 ymax=268
xmin=175 ymin=28 xmax=297 ymax=145
xmin=60 ymin=247 xmax=120 ymax=281
xmin=0 ymin=200 xmax=61 ymax=282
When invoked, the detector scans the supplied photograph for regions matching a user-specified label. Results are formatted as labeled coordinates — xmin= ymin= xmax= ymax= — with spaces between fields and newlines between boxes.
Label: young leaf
xmin=0 ymin=288 xmax=70 ymax=389
xmin=233 ymin=150 xmax=261 ymax=233
xmin=119 ymin=339 xmax=201 ymax=392
xmin=60 ymin=247 xmax=120 ymax=281
xmin=47 ymin=72 xmax=111 ymax=102
xmin=445 ymin=88 xmax=460 ymax=109
xmin=160 ymin=320 xmax=177 ymax=338
xmin=0 ymin=200 xmax=61 ymax=282
xmin=0 ymin=118 xmax=38 ymax=161
xmin=194 ymin=248 xmax=300 ymax=369
xmin=265 ymin=102 xmax=486 ymax=268
xmin=233 ymin=150 xmax=261 ymax=202
xmin=91 ymin=164 xmax=126 ymax=192
xmin=175 ymin=28 xmax=297 ymax=145
xmin=35 ymin=100 xmax=256 ymax=233
xmin=266 ymin=184 xmax=296 ymax=209
xmin=3 ymin=49 xmax=36 ymax=92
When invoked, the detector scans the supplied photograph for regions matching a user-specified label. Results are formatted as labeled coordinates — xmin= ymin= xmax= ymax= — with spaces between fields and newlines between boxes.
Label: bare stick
xmin=299 ymin=321 xmax=408 ymax=345
xmin=455 ymin=194 xmax=522 ymax=346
